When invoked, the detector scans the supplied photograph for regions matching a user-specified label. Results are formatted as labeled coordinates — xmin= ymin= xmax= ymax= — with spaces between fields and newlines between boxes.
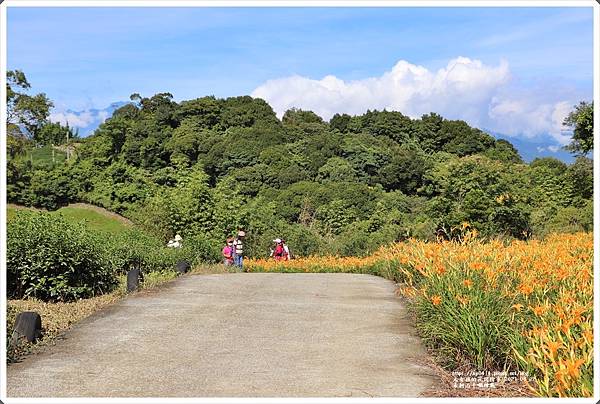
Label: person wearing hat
xmin=272 ymin=238 xmax=286 ymax=261
xmin=232 ymin=229 xmax=245 ymax=270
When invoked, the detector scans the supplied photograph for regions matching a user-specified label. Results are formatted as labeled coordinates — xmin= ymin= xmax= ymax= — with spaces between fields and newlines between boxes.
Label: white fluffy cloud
xmin=49 ymin=108 xmax=113 ymax=135
xmin=251 ymin=57 xmax=575 ymax=145
xmin=50 ymin=110 xmax=99 ymax=128
xmin=488 ymin=98 xmax=572 ymax=145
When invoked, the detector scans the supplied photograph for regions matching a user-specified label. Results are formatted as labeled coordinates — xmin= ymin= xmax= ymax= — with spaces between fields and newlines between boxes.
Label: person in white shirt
xmin=282 ymin=239 xmax=291 ymax=260
xmin=233 ymin=230 xmax=245 ymax=270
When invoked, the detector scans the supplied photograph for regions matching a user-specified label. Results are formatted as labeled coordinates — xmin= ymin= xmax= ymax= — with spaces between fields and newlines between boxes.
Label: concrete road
xmin=7 ymin=273 xmax=438 ymax=397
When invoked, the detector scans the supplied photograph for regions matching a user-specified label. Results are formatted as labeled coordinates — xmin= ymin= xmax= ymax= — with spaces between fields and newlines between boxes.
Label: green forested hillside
xmin=7 ymin=93 xmax=593 ymax=257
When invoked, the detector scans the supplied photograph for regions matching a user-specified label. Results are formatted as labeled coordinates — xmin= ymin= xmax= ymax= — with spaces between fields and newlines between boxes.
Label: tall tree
xmin=7 ymin=70 xmax=54 ymax=139
xmin=564 ymin=101 xmax=593 ymax=156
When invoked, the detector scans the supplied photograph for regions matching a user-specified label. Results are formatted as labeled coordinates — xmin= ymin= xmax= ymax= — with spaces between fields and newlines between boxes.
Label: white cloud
xmin=548 ymin=145 xmax=561 ymax=153
xmin=50 ymin=107 xmax=112 ymax=132
xmin=251 ymin=57 xmax=578 ymax=144
xmin=489 ymin=99 xmax=572 ymax=145
xmin=536 ymin=145 xmax=561 ymax=153
xmin=50 ymin=110 xmax=96 ymax=128
xmin=253 ymin=57 xmax=509 ymax=123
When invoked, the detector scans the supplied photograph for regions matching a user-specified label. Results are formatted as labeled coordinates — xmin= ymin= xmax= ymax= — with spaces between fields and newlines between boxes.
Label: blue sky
xmin=6 ymin=6 xmax=594 ymax=150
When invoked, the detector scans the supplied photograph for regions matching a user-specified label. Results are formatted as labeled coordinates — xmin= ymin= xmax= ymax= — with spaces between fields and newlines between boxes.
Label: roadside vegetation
xmin=246 ymin=230 xmax=594 ymax=397
xmin=6 ymin=204 xmax=222 ymax=363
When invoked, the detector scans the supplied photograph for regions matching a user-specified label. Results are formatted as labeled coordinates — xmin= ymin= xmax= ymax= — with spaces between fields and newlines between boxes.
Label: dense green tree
xmin=564 ymin=157 xmax=593 ymax=201
xmin=27 ymin=166 xmax=77 ymax=210
xmin=219 ymin=96 xmax=280 ymax=129
xmin=430 ymin=155 xmax=530 ymax=237
xmin=356 ymin=110 xmax=413 ymax=144
xmin=341 ymin=134 xmax=392 ymax=182
xmin=165 ymin=118 xmax=204 ymax=167
xmin=530 ymin=157 xmax=567 ymax=176
xmin=377 ymin=144 xmax=431 ymax=193
xmin=7 ymin=159 xmax=33 ymax=204
xmin=7 ymin=129 xmax=30 ymax=158
xmin=35 ymin=122 xmax=78 ymax=146
xmin=178 ymin=96 xmax=221 ymax=128
xmin=317 ymin=157 xmax=357 ymax=183
xmin=564 ymin=101 xmax=593 ymax=156
xmin=7 ymin=70 xmax=54 ymax=139
xmin=484 ymin=139 xmax=523 ymax=164
xmin=329 ymin=113 xmax=351 ymax=133
xmin=7 ymin=86 xmax=593 ymax=257
xmin=283 ymin=108 xmax=324 ymax=126
xmin=439 ymin=121 xmax=495 ymax=156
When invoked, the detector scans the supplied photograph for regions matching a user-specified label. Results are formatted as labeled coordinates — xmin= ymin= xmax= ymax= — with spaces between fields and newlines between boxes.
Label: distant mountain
xmin=485 ymin=131 xmax=575 ymax=164
xmin=49 ymin=101 xmax=130 ymax=138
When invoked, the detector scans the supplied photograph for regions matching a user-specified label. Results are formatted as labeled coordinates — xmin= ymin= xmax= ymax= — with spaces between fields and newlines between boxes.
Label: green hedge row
xmin=7 ymin=211 xmax=221 ymax=301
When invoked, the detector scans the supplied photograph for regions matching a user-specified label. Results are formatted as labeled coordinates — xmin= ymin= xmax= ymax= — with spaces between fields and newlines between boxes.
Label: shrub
xmin=180 ymin=233 xmax=222 ymax=264
xmin=99 ymin=229 xmax=220 ymax=275
xmin=7 ymin=211 xmax=118 ymax=301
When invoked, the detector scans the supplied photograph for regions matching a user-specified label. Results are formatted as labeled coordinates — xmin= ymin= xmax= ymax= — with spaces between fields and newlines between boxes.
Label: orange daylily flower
xmin=531 ymin=305 xmax=546 ymax=316
xmin=565 ymin=358 xmax=585 ymax=378
xmin=518 ymin=283 xmax=534 ymax=295
xmin=545 ymin=339 xmax=562 ymax=358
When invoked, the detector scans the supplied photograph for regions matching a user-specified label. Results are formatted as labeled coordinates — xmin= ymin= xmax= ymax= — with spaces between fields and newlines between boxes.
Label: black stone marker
xmin=12 ymin=311 xmax=42 ymax=343
xmin=127 ymin=268 xmax=141 ymax=292
xmin=176 ymin=261 xmax=191 ymax=274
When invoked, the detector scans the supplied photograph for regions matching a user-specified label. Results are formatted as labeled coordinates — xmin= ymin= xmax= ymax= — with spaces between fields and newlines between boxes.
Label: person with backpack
xmin=222 ymin=237 xmax=234 ymax=266
xmin=272 ymin=238 xmax=288 ymax=261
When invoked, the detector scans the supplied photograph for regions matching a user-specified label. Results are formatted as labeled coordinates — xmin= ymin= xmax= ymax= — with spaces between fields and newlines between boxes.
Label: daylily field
xmin=246 ymin=230 xmax=594 ymax=397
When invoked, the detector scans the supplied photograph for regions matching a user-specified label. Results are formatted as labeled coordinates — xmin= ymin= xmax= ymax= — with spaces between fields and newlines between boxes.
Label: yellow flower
xmin=431 ymin=295 xmax=442 ymax=306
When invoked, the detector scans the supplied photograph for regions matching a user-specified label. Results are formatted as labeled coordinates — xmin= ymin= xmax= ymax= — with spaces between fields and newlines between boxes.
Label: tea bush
xmin=180 ymin=232 xmax=222 ymax=264
xmin=101 ymin=229 xmax=220 ymax=274
xmin=7 ymin=211 xmax=118 ymax=301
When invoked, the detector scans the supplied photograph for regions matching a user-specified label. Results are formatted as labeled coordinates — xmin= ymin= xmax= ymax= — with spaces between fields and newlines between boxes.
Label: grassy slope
xmin=52 ymin=205 xmax=132 ymax=235
xmin=7 ymin=203 xmax=131 ymax=235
